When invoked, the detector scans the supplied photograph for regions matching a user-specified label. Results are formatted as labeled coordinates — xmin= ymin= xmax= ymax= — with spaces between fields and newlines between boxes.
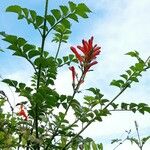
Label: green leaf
xmin=63 ymin=56 xmax=69 ymax=62
xmin=62 ymin=103 xmax=67 ymax=109
xmin=120 ymin=74 xmax=128 ymax=80
xmin=43 ymin=51 xmax=49 ymax=58
xmin=69 ymin=54 xmax=74 ymax=60
xmin=87 ymin=87 xmax=96 ymax=93
xmin=98 ymin=143 xmax=103 ymax=150
xmin=111 ymin=139 xmax=122 ymax=144
xmin=129 ymin=103 xmax=137 ymax=110
xmin=92 ymin=141 xmax=97 ymax=150
xmin=19 ymin=83 xmax=26 ymax=89
xmin=111 ymin=103 xmax=119 ymax=109
xmin=110 ymin=80 xmax=124 ymax=88
xmin=18 ymin=14 xmax=24 ymax=20
xmin=30 ymin=10 xmax=37 ymax=22
xmin=142 ymin=136 xmax=150 ymax=145
xmin=2 ymin=79 xmax=18 ymax=87
xmin=75 ymin=3 xmax=91 ymax=18
xmin=135 ymin=62 xmax=144 ymax=71
xmin=138 ymin=103 xmax=148 ymax=109
xmin=12 ymin=49 xmax=23 ymax=57
xmin=126 ymin=69 xmax=132 ymax=75
xmin=6 ymin=5 xmax=21 ymax=14
xmin=28 ymin=50 xmax=40 ymax=59
xmin=3 ymin=35 xmax=17 ymax=44
xmin=54 ymin=24 xmax=63 ymax=32
xmin=130 ymin=77 xmax=139 ymax=82
xmin=17 ymin=37 xmax=27 ymax=47
xmin=77 ymin=3 xmax=91 ymax=13
xmin=126 ymin=51 xmax=139 ymax=57
xmin=84 ymin=96 xmax=95 ymax=102
xmin=121 ymin=102 xmax=129 ymax=110
xmin=7 ymin=45 xmax=17 ymax=50
xmin=46 ymin=79 xmax=54 ymax=85
xmin=34 ymin=57 xmax=46 ymax=68
xmin=76 ymin=11 xmax=88 ymax=18
xmin=51 ymin=9 xmax=61 ymax=20
xmin=62 ymin=35 xmax=69 ymax=40
xmin=64 ymin=29 xmax=72 ymax=34
xmin=68 ymin=13 xmax=78 ymax=22
xmin=34 ymin=57 xmax=56 ymax=69
xmin=36 ymin=16 xmax=44 ymax=27
xmin=46 ymin=15 xmax=55 ymax=26
xmin=57 ymin=58 xmax=63 ymax=65
xmin=22 ymin=8 xmax=29 ymax=17
xmin=60 ymin=95 xmax=67 ymax=102
xmin=142 ymin=107 xmax=150 ymax=113
xmin=23 ymin=44 xmax=35 ymax=53
xmin=55 ymin=32 xmax=63 ymax=39
xmin=60 ymin=5 xmax=69 ymax=16
xmin=68 ymin=1 xmax=76 ymax=12
xmin=61 ymin=19 xmax=71 ymax=28
xmin=128 ymin=137 xmax=139 ymax=146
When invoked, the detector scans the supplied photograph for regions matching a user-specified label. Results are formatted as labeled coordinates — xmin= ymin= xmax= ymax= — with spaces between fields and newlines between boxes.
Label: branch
xmin=62 ymin=56 xmax=150 ymax=149
xmin=25 ymin=57 xmax=38 ymax=74
xmin=104 ymin=56 xmax=150 ymax=109
xmin=35 ymin=0 xmax=49 ymax=149
xmin=135 ymin=121 xmax=142 ymax=150
xmin=26 ymin=1 xmax=49 ymax=150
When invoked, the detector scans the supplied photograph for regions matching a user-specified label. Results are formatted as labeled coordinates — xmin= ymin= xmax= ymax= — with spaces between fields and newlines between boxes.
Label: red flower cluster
xmin=69 ymin=37 xmax=101 ymax=87
xmin=71 ymin=36 xmax=101 ymax=75
xmin=18 ymin=105 xmax=28 ymax=120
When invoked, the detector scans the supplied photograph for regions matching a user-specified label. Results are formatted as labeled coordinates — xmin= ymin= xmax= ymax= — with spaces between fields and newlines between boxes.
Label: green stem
xmin=25 ymin=56 xmax=38 ymax=74
xmin=135 ymin=121 xmax=142 ymax=150
xmin=55 ymin=34 xmax=63 ymax=60
xmin=34 ymin=0 xmax=49 ymax=149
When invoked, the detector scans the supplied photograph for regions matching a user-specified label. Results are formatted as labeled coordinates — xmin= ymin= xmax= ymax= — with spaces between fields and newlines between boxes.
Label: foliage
xmin=112 ymin=121 xmax=150 ymax=150
xmin=0 ymin=0 xmax=150 ymax=150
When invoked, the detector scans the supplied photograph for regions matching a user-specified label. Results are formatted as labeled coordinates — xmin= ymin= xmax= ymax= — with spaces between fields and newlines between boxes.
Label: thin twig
xmin=135 ymin=121 xmax=142 ymax=150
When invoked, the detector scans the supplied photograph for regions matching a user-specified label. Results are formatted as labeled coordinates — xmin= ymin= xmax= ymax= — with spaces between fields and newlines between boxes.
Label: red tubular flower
xmin=83 ymin=61 xmax=98 ymax=75
xmin=18 ymin=105 xmax=28 ymax=120
xmin=69 ymin=66 xmax=76 ymax=84
xmin=71 ymin=36 xmax=101 ymax=74
xmin=70 ymin=47 xmax=83 ymax=62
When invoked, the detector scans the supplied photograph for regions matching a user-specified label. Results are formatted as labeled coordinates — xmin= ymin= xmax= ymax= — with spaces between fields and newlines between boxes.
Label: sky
xmin=0 ymin=0 xmax=150 ymax=149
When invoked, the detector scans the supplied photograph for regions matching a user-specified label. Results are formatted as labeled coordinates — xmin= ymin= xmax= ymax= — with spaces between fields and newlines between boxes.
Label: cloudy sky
xmin=0 ymin=0 xmax=150 ymax=149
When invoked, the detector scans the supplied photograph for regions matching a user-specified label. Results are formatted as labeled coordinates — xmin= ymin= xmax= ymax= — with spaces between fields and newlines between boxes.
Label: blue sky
xmin=0 ymin=0 xmax=150 ymax=149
